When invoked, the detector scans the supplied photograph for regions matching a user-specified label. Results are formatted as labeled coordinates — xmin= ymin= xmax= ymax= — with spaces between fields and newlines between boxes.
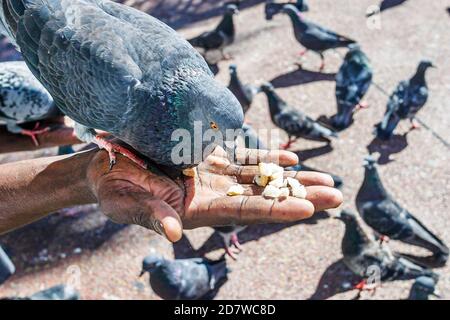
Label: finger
xmin=305 ymin=186 xmax=343 ymax=212
xmin=189 ymin=196 xmax=315 ymax=227
xmin=234 ymin=148 xmax=299 ymax=167
xmin=148 ymin=199 xmax=184 ymax=243
xmin=232 ymin=166 xmax=335 ymax=186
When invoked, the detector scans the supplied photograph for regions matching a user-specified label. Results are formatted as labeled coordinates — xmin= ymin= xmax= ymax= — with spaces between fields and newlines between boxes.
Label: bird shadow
xmin=292 ymin=144 xmax=334 ymax=162
xmin=173 ymin=211 xmax=331 ymax=259
xmin=270 ymin=68 xmax=336 ymax=89
xmin=367 ymin=0 xmax=409 ymax=17
xmin=308 ymin=259 xmax=361 ymax=300
xmin=366 ymin=133 xmax=409 ymax=165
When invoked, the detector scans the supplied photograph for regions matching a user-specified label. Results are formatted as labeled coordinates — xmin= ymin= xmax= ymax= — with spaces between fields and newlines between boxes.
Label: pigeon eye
xmin=210 ymin=122 xmax=219 ymax=130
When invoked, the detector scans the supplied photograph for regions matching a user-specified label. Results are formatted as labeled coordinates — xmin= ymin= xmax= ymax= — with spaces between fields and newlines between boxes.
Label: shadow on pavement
xmin=367 ymin=133 xmax=409 ymax=165
xmin=270 ymin=68 xmax=336 ymax=89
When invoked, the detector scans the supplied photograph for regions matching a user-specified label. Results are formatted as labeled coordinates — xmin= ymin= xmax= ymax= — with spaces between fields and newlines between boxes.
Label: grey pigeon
xmin=261 ymin=82 xmax=337 ymax=149
xmin=331 ymin=44 xmax=373 ymax=130
xmin=140 ymin=254 xmax=229 ymax=300
xmin=2 ymin=285 xmax=80 ymax=300
xmin=356 ymin=157 xmax=449 ymax=262
xmin=213 ymin=225 xmax=247 ymax=260
xmin=0 ymin=0 xmax=243 ymax=170
xmin=336 ymin=210 xmax=439 ymax=293
xmin=408 ymin=276 xmax=440 ymax=300
xmin=0 ymin=61 xmax=63 ymax=145
xmin=375 ymin=60 xmax=435 ymax=140
xmin=0 ymin=245 xmax=15 ymax=285
xmin=188 ymin=4 xmax=239 ymax=62
xmin=280 ymin=4 xmax=356 ymax=71
xmin=228 ymin=64 xmax=261 ymax=115
xmin=265 ymin=0 xmax=309 ymax=20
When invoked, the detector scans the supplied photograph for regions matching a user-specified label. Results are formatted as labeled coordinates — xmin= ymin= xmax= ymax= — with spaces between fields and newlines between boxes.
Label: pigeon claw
xmin=231 ymin=233 xmax=243 ymax=252
xmin=355 ymin=101 xmax=370 ymax=112
xmin=93 ymin=136 xmax=148 ymax=171
xmin=225 ymin=246 xmax=240 ymax=261
xmin=20 ymin=122 xmax=51 ymax=147
xmin=280 ymin=138 xmax=296 ymax=150
xmin=410 ymin=119 xmax=421 ymax=130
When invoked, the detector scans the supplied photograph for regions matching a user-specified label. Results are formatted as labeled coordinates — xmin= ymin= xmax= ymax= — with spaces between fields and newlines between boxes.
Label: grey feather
xmin=0 ymin=245 xmax=15 ymax=285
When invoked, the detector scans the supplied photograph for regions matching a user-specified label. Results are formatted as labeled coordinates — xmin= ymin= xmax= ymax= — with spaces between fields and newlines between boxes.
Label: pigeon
xmin=188 ymin=4 xmax=239 ymax=62
xmin=280 ymin=4 xmax=356 ymax=71
xmin=228 ymin=64 xmax=261 ymax=115
xmin=336 ymin=210 xmax=439 ymax=294
xmin=286 ymin=163 xmax=343 ymax=189
xmin=0 ymin=245 xmax=15 ymax=285
xmin=261 ymin=82 xmax=337 ymax=149
xmin=331 ymin=44 xmax=373 ymax=130
xmin=2 ymin=285 xmax=80 ymax=300
xmin=375 ymin=60 xmax=435 ymax=140
xmin=0 ymin=0 xmax=244 ymax=170
xmin=265 ymin=0 xmax=309 ymax=20
xmin=213 ymin=225 xmax=247 ymax=260
xmin=140 ymin=254 xmax=229 ymax=300
xmin=0 ymin=61 xmax=64 ymax=146
xmin=408 ymin=276 xmax=440 ymax=300
xmin=356 ymin=157 xmax=449 ymax=262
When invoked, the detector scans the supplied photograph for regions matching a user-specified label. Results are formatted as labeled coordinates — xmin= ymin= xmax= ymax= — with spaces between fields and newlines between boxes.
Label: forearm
xmin=0 ymin=150 xmax=98 ymax=234
xmin=0 ymin=125 xmax=81 ymax=154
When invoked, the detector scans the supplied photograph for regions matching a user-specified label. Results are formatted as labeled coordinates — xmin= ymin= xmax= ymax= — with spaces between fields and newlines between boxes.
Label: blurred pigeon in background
xmin=213 ymin=225 xmax=247 ymax=260
xmin=0 ymin=61 xmax=63 ymax=146
xmin=265 ymin=0 xmax=309 ymax=20
xmin=280 ymin=4 xmax=356 ymax=71
xmin=188 ymin=4 xmax=239 ymax=62
xmin=228 ymin=64 xmax=261 ymax=115
xmin=356 ymin=157 xmax=449 ymax=263
xmin=0 ymin=245 xmax=15 ymax=285
xmin=0 ymin=0 xmax=243 ymax=170
xmin=2 ymin=285 xmax=80 ymax=300
xmin=140 ymin=254 xmax=229 ymax=300
xmin=408 ymin=276 xmax=440 ymax=300
xmin=336 ymin=210 xmax=439 ymax=295
xmin=261 ymin=83 xmax=338 ymax=149
xmin=331 ymin=44 xmax=373 ymax=130
xmin=375 ymin=60 xmax=435 ymax=140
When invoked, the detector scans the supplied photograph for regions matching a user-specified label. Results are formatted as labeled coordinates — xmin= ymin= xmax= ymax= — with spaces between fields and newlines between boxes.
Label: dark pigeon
xmin=0 ymin=245 xmax=15 ymax=285
xmin=2 ymin=285 xmax=80 ymax=300
xmin=356 ymin=157 xmax=449 ymax=262
xmin=408 ymin=276 xmax=440 ymax=300
xmin=265 ymin=0 xmax=309 ymax=20
xmin=280 ymin=4 xmax=356 ymax=71
xmin=261 ymin=82 xmax=337 ymax=149
xmin=375 ymin=60 xmax=435 ymax=140
xmin=336 ymin=210 xmax=439 ymax=294
xmin=331 ymin=44 xmax=373 ymax=130
xmin=140 ymin=254 xmax=229 ymax=300
xmin=228 ymin=64 xmax=261 ymax=115
xmin=0 ymin=61 xmax=64 ymax=145
xmin=0 ymin=0 xmax=243 ymax=170
xmin=188 ymin=4 xmax=239 ymax=62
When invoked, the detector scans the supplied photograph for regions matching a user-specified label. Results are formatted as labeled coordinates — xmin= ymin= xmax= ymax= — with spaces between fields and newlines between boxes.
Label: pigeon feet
xmin=319 ymin=61 xmax=325 ymax=72
xmin=299 ymin=49 xmax=308 ymax=57
xmin=354 ymin=280 xmax=378 ymax=299
xmin=93 ymin=136 xmax=148 ymax=171
xmin=410 ymin=119 xmax=421 ymax=130
xmin=378 ymin=235 xmax=390 ymax=245
xmin=20 ymin=122 xmax=51 ymax=146
xmin=224 ymin=234 xmax=243 ymax=260
xmin=355 ymin=101 xmax=370 ymax=111
xmin=231 ymin=233 xmax=243 ymax=251
xmin=280 ymin=138 xmax=296 ymax=150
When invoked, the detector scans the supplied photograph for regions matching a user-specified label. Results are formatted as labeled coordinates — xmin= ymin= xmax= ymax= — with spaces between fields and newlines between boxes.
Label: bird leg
xmin=231 ymin=233 xmax=243 ymax=252
xmin=20 ymin=122 xmax=51 ymax=146
xmin=280 ymin=137 xmax=297 ymax=150
xmin=92 ymin=135 xmax=148 ymax=171
xmin=378 ymin=235 xmax=390 ymax=246
xmin=409 ymin=118 xmax=421 ymax=130
xmin=299 ymin=49 xmax=308 ymax=57
xmin=355 ymin=101 xmax=370 ymax=112
xmin=354 ymin=279 xmax=378 ymax=299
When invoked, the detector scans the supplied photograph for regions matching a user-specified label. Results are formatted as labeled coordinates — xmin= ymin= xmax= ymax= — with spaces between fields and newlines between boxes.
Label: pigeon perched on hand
xmin=188 ymin=4 xmax=239 ymax=62
xmin=2 ymin=285 xmax=80 ymax=300
xmin=0 ymin=245 xmax=15 ymax=285
xmin=408 ymin=276 xmax=440 ymax=300
xmin=336 ymin=210 xmax=439 ymax=295
xmin=228 ymin=64 xmax=261 ymax=115
xmin=0 ymin=0 xmax=244 ymax=170
xmin=265 ymin=0 xmax=309 ymax=20
xmin=375 ymin=60 xmax=435 ymax=140
xmin=331 ymin=44 xmax=373 ymax=130
xmin=280 ymin=4 xmax=356 ymax=71
xmin=0 ymin=61 xmax=64 ymax=146
xmin=261 ymin=82 xmax=338 ymax=149
xmin=356 ymin=157 xmax=449 ymax=262
xmin=140 ymin=254 xmax=229 ymax=300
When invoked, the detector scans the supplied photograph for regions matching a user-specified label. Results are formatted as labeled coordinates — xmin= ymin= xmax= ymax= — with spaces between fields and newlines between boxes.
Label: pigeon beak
xmin=138 ymin=270 xmax=145 ymax=278
xmin=332 ymin=212 xmax=342 ymax=220
xmin=431 ymin=64 xmax=437 ymax=69
xmin=432 ymin=289 xmax=442 ymax=298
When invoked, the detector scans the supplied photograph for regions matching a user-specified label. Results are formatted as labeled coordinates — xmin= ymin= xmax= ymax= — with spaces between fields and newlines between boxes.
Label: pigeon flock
xmin=0 ymin=0 xmax=447 ymax=300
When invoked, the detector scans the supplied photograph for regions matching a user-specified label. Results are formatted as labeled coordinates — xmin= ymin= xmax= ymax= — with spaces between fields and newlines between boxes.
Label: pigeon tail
xmin=207 ymin=256 xmax=230 ymax=288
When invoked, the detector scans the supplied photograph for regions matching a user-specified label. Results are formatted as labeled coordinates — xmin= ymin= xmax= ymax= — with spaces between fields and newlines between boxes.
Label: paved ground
xmin=0 ymin=0 xmax=449 ymax=300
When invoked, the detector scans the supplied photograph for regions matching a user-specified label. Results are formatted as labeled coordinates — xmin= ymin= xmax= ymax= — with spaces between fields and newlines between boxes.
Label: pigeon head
xmin=335 ymin=210 xmax=358 ymax=223
xmin=418 ymin=60 xmax=436 ymax=71
xmin=225 ymin=4 xmax=239 ymax=15
xmin=140 ymin=255 xmax=164 ymax=276
xmin=229 ymin=64 xmax=238 ymax=75
xmin=363 ymin=155 xmax=377 ymax=169
xmin=410 ymin=276 xmax=440 ymax=299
